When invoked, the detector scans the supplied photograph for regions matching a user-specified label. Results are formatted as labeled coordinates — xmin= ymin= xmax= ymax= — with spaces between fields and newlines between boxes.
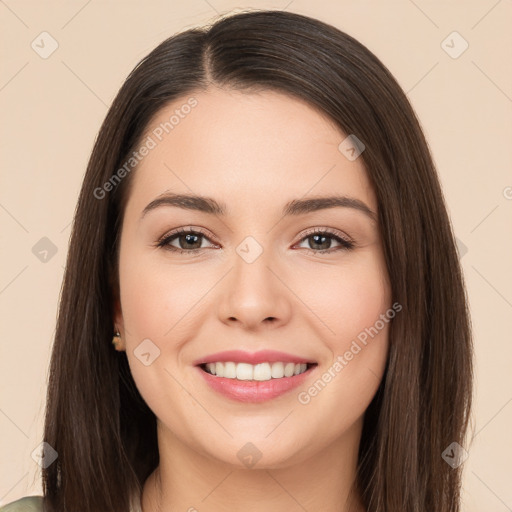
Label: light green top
xmin=0 ymin=497 xmax=43 ymax=511
xmin=0 ymin=493 xmax=142 ymax=511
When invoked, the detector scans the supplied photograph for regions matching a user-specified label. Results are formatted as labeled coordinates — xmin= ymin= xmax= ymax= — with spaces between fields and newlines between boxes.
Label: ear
xmin=112 ymin=295 xmax=126 ymax=352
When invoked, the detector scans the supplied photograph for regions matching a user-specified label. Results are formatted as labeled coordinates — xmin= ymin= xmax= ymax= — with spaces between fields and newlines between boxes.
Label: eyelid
xmin=297 ymin=226 xmax=353 ymax=245
xmin=156 ymin=226 xmax=219 ymax=246
xmin=155 ymin=225 xmax=355 ymax=253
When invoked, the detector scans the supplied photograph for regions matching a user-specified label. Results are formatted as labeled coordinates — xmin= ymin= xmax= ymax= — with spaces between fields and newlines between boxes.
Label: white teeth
xmin=236 ymin=363 xmax=253 ymax=381
xmin=203 ymin=361 xmax=311 ymax=380
xmin=284 ymin=362 xmax=295 ymax=377
xmin=254 ymin=363 xmax=272 ymax=380
xmin=294 ymin=363 xmax=307 ymax=375
xmin=271 ymin=362 xmax=285 ymax=378
xmin=224 ymin=361 xmax=236 ymax=377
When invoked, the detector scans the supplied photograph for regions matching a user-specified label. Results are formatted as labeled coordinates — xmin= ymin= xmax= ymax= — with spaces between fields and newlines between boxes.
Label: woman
xmin=1 ymin=8 xmax=473 ymax=512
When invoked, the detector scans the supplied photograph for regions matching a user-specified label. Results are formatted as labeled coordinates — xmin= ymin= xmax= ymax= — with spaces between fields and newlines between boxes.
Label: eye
xmin=155 ymin=227 xmax=354 ymax=255
xmin=294 ymin=228 xmax=354 ymax=254
xmin=156 ymin=227 xmax=218 ymax=254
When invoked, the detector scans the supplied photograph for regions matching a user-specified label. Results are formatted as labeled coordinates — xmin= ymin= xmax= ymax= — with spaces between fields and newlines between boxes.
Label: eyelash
xmin=155 ymin=226 xmax=355 ymax=255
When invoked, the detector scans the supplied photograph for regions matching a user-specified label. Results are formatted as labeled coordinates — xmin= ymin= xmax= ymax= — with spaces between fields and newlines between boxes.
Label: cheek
xmin=118 ymin=253 xmax=193 ymax=417
xmin=294 ymin=253 xmax=391 ymax=397
xmin=120 ymin=244 xmax=391 ymax=362
xmin=295 ymin=251 xmax=390 ymax=345
xmin=118 ymin=247 xmax=203 ymax=341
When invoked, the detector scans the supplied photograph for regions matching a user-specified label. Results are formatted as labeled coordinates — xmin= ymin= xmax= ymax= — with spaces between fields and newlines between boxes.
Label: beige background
xmin=1 ymin=0 xmax=511 ymax=510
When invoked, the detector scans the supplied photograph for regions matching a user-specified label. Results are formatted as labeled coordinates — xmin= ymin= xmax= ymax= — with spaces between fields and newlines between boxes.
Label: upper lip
xmin=193 ymin=350 xmax=317 ymax=366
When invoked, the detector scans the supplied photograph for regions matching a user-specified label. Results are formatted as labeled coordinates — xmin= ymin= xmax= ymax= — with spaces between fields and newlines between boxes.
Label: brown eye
xmin=157 ymin=228 xmax=216 ymax=253
xmin=295 ymin=229 xmax=354 ymax=254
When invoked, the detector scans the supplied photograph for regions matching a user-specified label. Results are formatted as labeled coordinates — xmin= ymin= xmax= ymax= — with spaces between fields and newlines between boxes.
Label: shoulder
xmin=1 ymin=494 xmax=142 ymax=512
xmin=0 ymin=496 xmax=43 ymax=511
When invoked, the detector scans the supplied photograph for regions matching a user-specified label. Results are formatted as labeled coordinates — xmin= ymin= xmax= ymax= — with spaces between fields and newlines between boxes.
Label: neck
xmin=142 ymin=417 xmax=366 ymax=512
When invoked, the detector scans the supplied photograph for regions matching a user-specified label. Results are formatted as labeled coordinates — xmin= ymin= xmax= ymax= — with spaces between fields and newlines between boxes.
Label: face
xmin=114 ymin=87 xmax=392 ymax=469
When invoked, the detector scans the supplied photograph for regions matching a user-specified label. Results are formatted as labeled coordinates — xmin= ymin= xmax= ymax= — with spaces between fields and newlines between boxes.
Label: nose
xmin=216 ymin=247 xmax=292 ymax=331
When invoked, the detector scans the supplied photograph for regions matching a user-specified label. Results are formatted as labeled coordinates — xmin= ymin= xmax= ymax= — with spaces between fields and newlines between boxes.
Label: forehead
xmin=125 ymin=87 xmax=377 ymax=218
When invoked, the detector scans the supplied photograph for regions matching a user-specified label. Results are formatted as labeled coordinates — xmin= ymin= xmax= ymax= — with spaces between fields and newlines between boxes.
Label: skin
xmin=113 ymin=86 xmax=391 ymax=512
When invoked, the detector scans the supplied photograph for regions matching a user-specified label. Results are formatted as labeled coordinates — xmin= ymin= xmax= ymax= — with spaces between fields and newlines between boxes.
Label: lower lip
xmin=195 ymin=365 xmax=317 ymax=403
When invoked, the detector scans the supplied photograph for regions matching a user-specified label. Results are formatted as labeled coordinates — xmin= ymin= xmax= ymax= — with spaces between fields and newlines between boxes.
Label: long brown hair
xmin=42 ymin=9 xmax=473 ymax=511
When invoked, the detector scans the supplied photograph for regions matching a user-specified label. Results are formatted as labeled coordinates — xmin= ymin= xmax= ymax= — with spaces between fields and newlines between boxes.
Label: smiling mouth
xmin=199 ymin=361 xmax=318 ymax=381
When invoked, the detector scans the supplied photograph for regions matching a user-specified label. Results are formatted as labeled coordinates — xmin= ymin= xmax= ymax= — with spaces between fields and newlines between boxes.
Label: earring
xmin=112 ymin=330 xmax=123 ymax=351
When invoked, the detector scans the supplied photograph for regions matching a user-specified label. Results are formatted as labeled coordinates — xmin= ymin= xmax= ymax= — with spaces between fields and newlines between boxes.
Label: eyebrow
xmin=140 ymin=192 xmax=377 ymax=222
